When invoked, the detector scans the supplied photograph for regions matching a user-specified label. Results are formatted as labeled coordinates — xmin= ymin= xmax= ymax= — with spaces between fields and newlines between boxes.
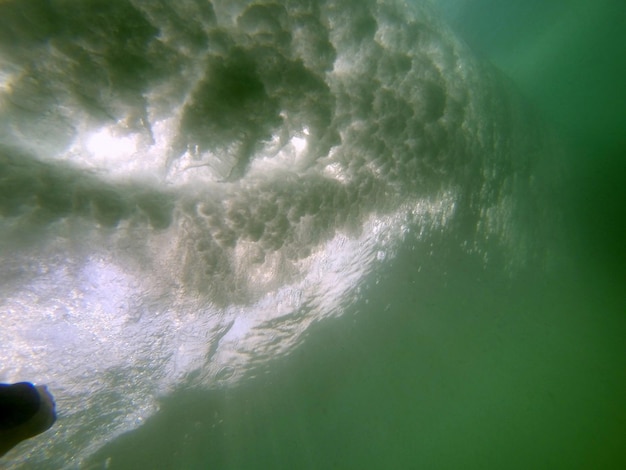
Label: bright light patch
xmin=0 ymin=65 xmax=18 ymax=110
xmin=86 ymin=127 xmax=138 ymax=166
xmin=0 ymin=70 xmax=11 ymax=92
xmin=291 ymin=135 xmax=307 ymax=154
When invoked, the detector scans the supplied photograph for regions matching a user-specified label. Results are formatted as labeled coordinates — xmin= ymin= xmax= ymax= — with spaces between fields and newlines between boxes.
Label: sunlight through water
xmin=0 ymin=0 xmax=558 ymax=467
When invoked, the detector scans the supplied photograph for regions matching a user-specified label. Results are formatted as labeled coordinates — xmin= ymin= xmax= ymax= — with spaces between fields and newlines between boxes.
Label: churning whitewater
xmin=0 ymin=0 xmax=550 ymax=467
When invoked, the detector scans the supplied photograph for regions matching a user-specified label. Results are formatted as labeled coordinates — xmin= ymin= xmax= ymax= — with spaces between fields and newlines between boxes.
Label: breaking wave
xmin=0 ymin=0 xmax=556 ymax=467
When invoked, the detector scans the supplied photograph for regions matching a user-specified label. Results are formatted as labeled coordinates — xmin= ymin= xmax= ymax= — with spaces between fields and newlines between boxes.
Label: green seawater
xmin=2 ymin=0 xmax=624 ymax=468
xmin=90 ymin=246 xmax=625 ymax=469
xmin=89 ymin=2 xmax=625 ymax=467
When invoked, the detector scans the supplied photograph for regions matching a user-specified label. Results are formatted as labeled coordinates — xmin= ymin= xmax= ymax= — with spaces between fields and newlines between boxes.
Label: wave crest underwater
xmin=0 ymin=0 xmax=559 ymax=467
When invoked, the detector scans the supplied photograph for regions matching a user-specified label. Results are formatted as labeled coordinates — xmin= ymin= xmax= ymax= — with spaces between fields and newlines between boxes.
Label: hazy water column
xmin=0 ymin=0 xmax=562 ymax=468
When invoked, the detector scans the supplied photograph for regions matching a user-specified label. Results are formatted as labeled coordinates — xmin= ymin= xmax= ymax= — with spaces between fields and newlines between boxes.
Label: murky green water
xmin=92 ymin=2 xmax=625 ymax=469
xmin=91 ymin=244 xmax=625 ymax=469
xmin=1 ymin=0 xmax=624 ymax=468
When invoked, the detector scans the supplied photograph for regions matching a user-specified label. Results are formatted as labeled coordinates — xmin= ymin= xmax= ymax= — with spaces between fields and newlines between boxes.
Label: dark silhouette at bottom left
xmin=0 ymin=382 xmax=56 ymax=458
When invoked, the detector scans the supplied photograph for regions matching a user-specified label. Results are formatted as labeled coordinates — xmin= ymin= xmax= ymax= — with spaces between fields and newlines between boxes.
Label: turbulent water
xmin=0 ymin=0 xmax=568 ymax=468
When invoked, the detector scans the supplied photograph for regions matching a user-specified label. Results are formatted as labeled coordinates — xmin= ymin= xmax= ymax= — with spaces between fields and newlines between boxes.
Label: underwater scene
xmin=0 ymin=0 xmax=624 ymax=468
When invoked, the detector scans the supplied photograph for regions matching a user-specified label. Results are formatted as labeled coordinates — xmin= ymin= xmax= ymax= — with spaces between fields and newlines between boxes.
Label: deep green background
xmin=82 ymin=1 xmax=625 ymax=468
